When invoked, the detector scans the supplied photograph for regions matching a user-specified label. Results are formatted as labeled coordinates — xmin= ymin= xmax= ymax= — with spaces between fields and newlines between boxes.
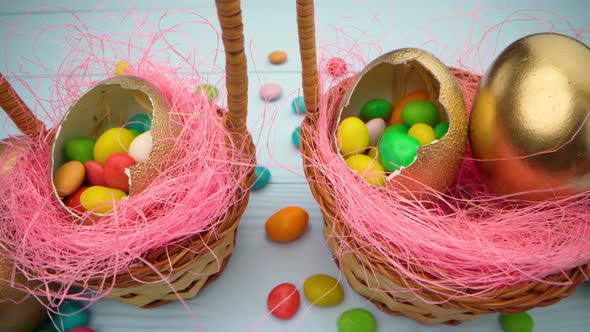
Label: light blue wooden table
xmin=1 ymin=1 xmax=589 ymax=331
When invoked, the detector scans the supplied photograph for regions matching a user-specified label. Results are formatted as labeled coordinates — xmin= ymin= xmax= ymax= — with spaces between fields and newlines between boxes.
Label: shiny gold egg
xmin=50 ymin=76 xmax=180 ymax=216
xmin=469 ymin=33 xmax=590 ymax=200
xmin=336 ymin=48 xmax=468 ymax=193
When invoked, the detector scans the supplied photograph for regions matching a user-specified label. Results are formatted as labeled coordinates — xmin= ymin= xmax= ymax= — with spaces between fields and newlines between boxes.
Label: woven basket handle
xmin=215 ymin=0 xmax=248 ymax=137
xmin=0 ymin=72 xmax=46 ymax=139
xmin=296 ymin=0 xmax=319 ymax=114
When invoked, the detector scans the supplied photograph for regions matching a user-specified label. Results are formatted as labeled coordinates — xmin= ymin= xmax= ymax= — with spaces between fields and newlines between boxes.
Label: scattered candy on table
xmin=265 ymin=206 xmax=309 ymax=243
xmin=292 ymin=95 xmax=306 ymax=114
xmin=260 ymin=83 xmax=282 ymax=102
xmin=337 ymin=308 xmax=376 ymax=332
xmin=303 ymin=274 xmax=344 ymax=307
xmin=327 ymin=57 xmax=347 ymax=77
xmin=268 ymin=50 xmax=288 ymax=64
xmin=195 ymin=84 xmax=219 ymax=101
xmin=252 ymin=166 xmax=271 ymax=190
xmin=292 ymin=126 xmax=301 ymax=149
xmin=50 ymin=301 xmax=89 ymax=332
xmin=500 ymin=312 xmax=534 ymax=332
xmin=267 ymin=283 xmax=300 ymax=320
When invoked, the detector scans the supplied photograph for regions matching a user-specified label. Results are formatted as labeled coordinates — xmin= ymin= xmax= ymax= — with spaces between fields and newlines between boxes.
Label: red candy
xmin=267 ymin=283 xmax=300 ymax=320
xmin=327 ymin=57 xmax=347 ymax=77
xmin=70 ymin=327 xmax=95 ymax=332
xmin=84 ymin=160 xmax=107 ymax=187
xmin=104 ymin=152 xmax=136 ymax=193
xmin=64 ymin=186 xmax=89 ymax=213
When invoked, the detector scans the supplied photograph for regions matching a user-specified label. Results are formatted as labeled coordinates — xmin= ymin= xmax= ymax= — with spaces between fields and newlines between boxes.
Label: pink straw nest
xmin=301 ymin=66 xmax=590 ymax=301
xmin=0 ymin=8 xmax=254 ymax=307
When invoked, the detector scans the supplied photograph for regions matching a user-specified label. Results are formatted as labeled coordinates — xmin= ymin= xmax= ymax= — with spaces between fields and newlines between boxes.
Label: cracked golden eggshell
xmin=50 ymin=75 xmax=180 ymax=216
xmin=336 ymin=48 xmax=468 ymax=193
xmin=469 ymin=33 xmax=590 ymax=200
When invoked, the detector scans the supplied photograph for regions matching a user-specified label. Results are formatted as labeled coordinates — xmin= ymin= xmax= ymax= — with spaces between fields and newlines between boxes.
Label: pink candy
xmin=259 ymin=83 xmax=282 ymax=101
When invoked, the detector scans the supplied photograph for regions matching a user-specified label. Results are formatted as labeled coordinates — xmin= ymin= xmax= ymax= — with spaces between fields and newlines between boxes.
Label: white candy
xmin=365 ymin=118 xmax=386 ymax=146
xmin=128 ymin=131 xmax=153 ymax=163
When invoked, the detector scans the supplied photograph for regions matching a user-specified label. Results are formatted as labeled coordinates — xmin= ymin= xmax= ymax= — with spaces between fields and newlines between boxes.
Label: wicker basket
xmin=0 ymin=0 xmax=254 ymax=309
xmin=295 ymin=0 xmax=589 ymax=325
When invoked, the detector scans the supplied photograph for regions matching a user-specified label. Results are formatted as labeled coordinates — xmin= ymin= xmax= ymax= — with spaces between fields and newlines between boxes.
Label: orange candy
xmin=389 ymin=90 xmax=429 ymax=125
xmin=265 ymin=206 xmax=309 ymax=242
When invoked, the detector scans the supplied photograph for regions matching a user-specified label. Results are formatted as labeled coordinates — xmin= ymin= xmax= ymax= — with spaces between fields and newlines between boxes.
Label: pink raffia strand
xmin=0 ymin=8 xmax=253 ymax=308
xmin=302 ymin=9 xmax=590 ymax=301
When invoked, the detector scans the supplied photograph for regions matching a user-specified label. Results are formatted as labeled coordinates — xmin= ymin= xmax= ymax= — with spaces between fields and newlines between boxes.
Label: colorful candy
xmin=292 ymin=95 xmax=306 ymax=114
xmin=337 ymin=309 xmax=376 ymax=332
xmin=365 ymin=118 xmax=386 ymax=146
xmin=359 ymin=99 xmax=393 ymax=122
xmin=434 ymin=122 xmax=449 ymax=139
xmin=337 ymin=117 xmax=369 ymax=155
xmin=500 ymin=312 xmax=534 ymax=332
xmin=378 ymin=131 xmax=420 ymax=172
xmin=265 ymin=206 xmax=309 ymax=243
xmin=252 ymin=166 xmax=271 ymax=190
xmin=268 ymin=50 xmax=288 ymax=65
xmin=195 ymin=84 xmax=219 ymax=101
xmin=54 ymin=161 xmax=86 ymax=197
xmin=84 ymin=160 xmax=107 ymax=187
xmin=345 ymin=154 xmax=385 ymax=187
xmin=389 ymin=90 xmax=429 ymax=125
xmin=124 ymin=113 xmax=152 ymax=134
xmin=104 ymin=152 xmax=137 ymax=193
xmin=93 ymin=128 xmax=135 ymax=164
xmin=384 ymin=123 xmax=409 ymax=135
xmin=63 ymin=187 xmax=89 ymax=214
xmin=64 ymin=137 xmax=96 ymax=163
xmin=50 ymin=301 xmax=89 ymax=332
xmin=292 ymin=126 xmax=301 ymax=149
xmin=267 ymin=283 xmax=300 ymax=320
xmin=128 ymin=131 xmax=153 ymax=163
xmin=401 ymin=99 xmax=439 ymax=127
xmin=70 ymin=327 xmax=95 ymax=332
xmin=303 ymin=274 xmax=343 ymax=307
xmin=260 ymin=83 xmax=282 ymax=102
xmin=80 ymin=186 xmax=127 ymax=214
xmin=408 ymin=123 xmax=436 ymax=146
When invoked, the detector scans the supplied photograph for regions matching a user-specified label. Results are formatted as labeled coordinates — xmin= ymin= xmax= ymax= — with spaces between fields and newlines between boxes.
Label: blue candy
xmin=252 ymin=166 xmax=271 ymax=190
xmin=292 ymin=126 xmax=301 ymax=149
xmin=124 ymin=113 xmax=152 ymax=134
xmin=292 ymin=96 xmax=306 ymax=114
xmin=51 ymin=301 xmax=89 ymax=332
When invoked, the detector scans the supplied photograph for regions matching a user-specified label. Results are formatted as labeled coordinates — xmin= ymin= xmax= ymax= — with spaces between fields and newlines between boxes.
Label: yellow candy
xmin=80 ymin=185 xmax=127 ymax=214
xmin=337 ymin=117 xmax=369 ymax=156
xmin=408 ymin=123 xmax=436 ymax=146
xmin=367 ymin=147 xmax=378 ymax=159
xmin=303 ymin=274 xmax=344 ymax=307
xmin=345 ymin=154 xmax=385 ymax=187
xmin=93 ymin=128 xmax=135 ymax=163
xmin=114 ymin=61 xmax=129 ymax=75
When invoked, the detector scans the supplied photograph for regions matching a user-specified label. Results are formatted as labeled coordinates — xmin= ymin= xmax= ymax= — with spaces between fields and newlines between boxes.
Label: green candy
xmin=378 ymin=131 xmax=420 ymax=172
xmin=196 ymin=84 xmax=219 ymax=101
xmin=125 ymin=113 xmax=152 ymax=134
xmin=384 ymin=124 xmax=409 ymax=135
xmin=51 ymin=301 xmax=89 ymax=332
xmin=359 ymin=99 xmax=393 ymax=122
xmin=64 ymin=137 xmax=96 ymax=163
xmin=401 ymin=100 xmax=439 ymax=127
xmin=128 ymin=129 xmax=141 ymax=137
xmin=433 ymin=122 xmax=449 ymax=139
xmin=337 ymin=308 xmax=376 ymax=332
xmin=500 ymin=313 xmax=534 ymax=332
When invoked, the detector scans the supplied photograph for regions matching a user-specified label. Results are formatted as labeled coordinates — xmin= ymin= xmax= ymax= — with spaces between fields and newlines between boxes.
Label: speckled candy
xmin=104 ymin=152 xmax=137 ymax=193
xmin=378 ymin=131 xmax=420 ymax=172
xmin=124 ymin=113 xmax=152 ymax=134
xmin=64 ymin=137 xmax=96 ymax=163
xmin=50 ymin=301 xmax=89 ymax=332
xmin=93 ymin=128 xmax=135 ymax=163
xmin=337 ymin=309 xmax=376 ymax=332
xmin=359 ymin=99 xmax=393 ymax=122
xmin=252 ymin=166 xmax=271 ymax=190
xmin=260 ymin=83 xmax=282 ymax=101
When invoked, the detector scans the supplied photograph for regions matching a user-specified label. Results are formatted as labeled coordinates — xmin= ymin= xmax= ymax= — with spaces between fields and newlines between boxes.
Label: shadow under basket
xmin=299 ymin=67 xmax=589 ymax=325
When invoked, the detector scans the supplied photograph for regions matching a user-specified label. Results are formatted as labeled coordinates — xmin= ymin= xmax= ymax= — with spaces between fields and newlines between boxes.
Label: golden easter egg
xmin=50 ymin=75 xmax=180 ymax=216
xmin=469 ymin=33 xmax=590 ymax=200
xmin=336 ymin=48 xmax=468 ymax=193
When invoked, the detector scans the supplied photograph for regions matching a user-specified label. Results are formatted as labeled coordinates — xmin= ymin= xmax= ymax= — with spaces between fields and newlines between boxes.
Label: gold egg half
xmin=50 ymin=75 xmax=180 ymax=217
xmin=336 ymin=48 xmax=468 ymax=193
xmin=469 ymin=33 xmax=590 ymax=200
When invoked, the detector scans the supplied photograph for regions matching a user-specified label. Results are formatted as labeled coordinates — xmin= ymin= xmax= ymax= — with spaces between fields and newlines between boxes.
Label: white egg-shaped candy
xmin=128 ymin=131 xmax=153 ymax=163
xmin=365 ymin=118 xmax=386 ymax=146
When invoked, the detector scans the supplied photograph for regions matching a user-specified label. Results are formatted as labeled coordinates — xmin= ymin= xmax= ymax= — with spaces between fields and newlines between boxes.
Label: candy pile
xmin=53 ymin=113 xmax=153 ymax=215
xmin=336 ymin=91 xmax=448 ymax=187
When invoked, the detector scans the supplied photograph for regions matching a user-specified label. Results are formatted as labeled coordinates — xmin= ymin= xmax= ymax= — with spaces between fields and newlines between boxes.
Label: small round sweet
xmin=292 ymin=126 xmax=301 ymax=149
xmin=336 ymin=117 xmax=370 ymax=156
xmin=389 ymin=90 xmax=429 ymax=125
xmin=265 ymin=206 xmax=309 ymax=242
xmin=64 ymin=137 xmax=96 ymax=163
xmin=128 ymin=129 xmax=141 ymax=137
xmin=383 ymin=124 xmax=409 ymax=135
xmin=268 ymin=50 xmax=288 ymax=64
xmin=104 ymin=152 xmax=137 ymax=193
xmin=64 ymin=186 xmax=89 ymax=214
xmin=378 ymin=131 xmax=420 ymax=172
xmin=80 ymin=186 xmax=127 ymax=214
xmin=365 ymin=118 xmax=386 ymax=146
xmin=54 ymin=161 xmax=86 ymax=197
xmin=366 ymin=148 xmax=378 ymax=159
xmin=292 ymin=95 xmax=306 ymax=114
xmin=359 ymin=99 xmax=393 ymax=122
xmin=70 ymin=327 xmax=95 ymax=332
xmin=401 ymin=99 xmax=439 ymax=127
xmin=500 ymin=312 xmax=534 ymax=332
xmin=303 ymin=274 xmax=343 ymax=307
xmin=84 ymin=160 xmax=107 ymax=187
xmin=260 ymin=83 xmax=282 ymax=102
xmin=252 ymin=166 xmax=271 ymax=190
xmin=114 ymin=60 xmax=129 ymax=75
xmin=195 ymin=84 xmax=219 ymax=101
xmin=267 ymin=283 xmax=300 ymax=320
xmin=51 ymin=301 xmax=89 ymax=332
xmin=345 ymin=154 xmax=386 ymax=187
xmin=337 ymin=309 xmax=376 ymax=332
xmin=408 ymin=123 xmax=436 ymax=146
xmin=93 ymin=128 xmax=135 ymax=163
xmin=434 ymin=122 xmax=449 ymax=139
xmin=128 ymin=131 xmax=153 ymax=163
xmin=124 ymin=113 xmax=152 ymax=134
xmin=327 ymin=57 xmax=347 ymax=77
